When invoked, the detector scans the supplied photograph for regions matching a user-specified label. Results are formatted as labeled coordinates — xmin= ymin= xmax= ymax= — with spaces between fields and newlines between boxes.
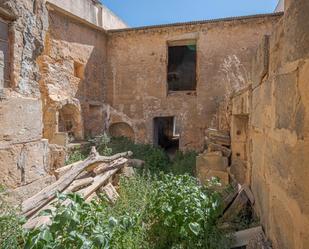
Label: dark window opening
xmin=167 ymin=43 xmax=196 ymax=91
xmin=0 ymin=18 xmax=10 ymax=89
xmin=153 ymin=117 xmax=179 ymax=154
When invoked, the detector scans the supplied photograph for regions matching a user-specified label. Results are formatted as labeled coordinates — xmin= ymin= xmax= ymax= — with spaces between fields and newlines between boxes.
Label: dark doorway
xmin=153 ymin=117 xmax=179 ymax=153
xmin=167 ymin=43 xmax=197 ymax=91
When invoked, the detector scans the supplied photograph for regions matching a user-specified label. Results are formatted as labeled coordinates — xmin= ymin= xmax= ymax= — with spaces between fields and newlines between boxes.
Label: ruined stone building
xmin=0 ymin=0 xmax=308 ymax=248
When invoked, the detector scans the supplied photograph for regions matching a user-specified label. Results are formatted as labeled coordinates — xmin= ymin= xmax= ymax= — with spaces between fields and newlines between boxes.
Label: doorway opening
xmin=153 ymin=116 xmax=179 ymax=154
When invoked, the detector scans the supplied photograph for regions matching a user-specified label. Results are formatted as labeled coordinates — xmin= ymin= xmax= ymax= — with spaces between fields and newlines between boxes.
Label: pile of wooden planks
xmin=205 ymin=128 xmax=231 ymax=156
xmin=22 ymin=147 xmax=135 ymax=229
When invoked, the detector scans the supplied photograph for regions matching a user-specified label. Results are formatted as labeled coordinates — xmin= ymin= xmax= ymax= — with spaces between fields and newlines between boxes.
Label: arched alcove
xmin=58 ymin=103 xmax=83 ymax=141
xmin=109 ymin=122 xmax=135 ymax=140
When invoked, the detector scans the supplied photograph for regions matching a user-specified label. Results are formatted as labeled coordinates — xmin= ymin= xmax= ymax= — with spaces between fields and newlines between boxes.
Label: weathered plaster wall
xmin=106 ymin=14 xmax=281 ymax=151
xmin=39 ymin=9 xmax=107 ymax=142
xmin=0 ymin=0 xmax=50 ymax=188
xmin=47 ymin=0 xmax=128 ymax=30
xmin=237 ymin=0 xmax=309 ymax=248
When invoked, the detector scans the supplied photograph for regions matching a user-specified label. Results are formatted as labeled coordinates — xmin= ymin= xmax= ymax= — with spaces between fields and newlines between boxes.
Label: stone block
xmin=206 ymin=129 xmax=231 ymax=146
xmin=231 ymin=115 xmax=249 ymax=143
xmin=205 ymin=151 xmax=223 ymax=157
xmin=3 ymin=175 xmax=56 ymax=205
xmin=251 ymin=85 xmax=263 ymax=129
xmin=49 ymin=144 xmax=66 ymax=173
xmin=274 ymin=71 xmax=305 ymax=138
xmin=252 ymin=35 xmax=270 ymax=88
xmin=232 ymin=226 xmax=264 ymax=248
xmin=50 ymin=132 xmax=69 ymax=146
xmin=270 ymin=197 xmax=295 ymax=249
xmin=230 ymin=159 xmax=248 ymax=185
xmin=207 ymin=142 xmax=231 ymax=157
xmin=0 ymin=96 xmax=42 ymax=144
xmin=197 ymin=168 xmax=229 ymax=186
xmin=232 ymin=89 xmax=250 ymax=115
xmin=0 ymin=140 xmax=49 ymax=188
xmin=231 ymin=142 xmax=248 ymax=161
xmin=196 ymin=153 xmax=228 ymax=172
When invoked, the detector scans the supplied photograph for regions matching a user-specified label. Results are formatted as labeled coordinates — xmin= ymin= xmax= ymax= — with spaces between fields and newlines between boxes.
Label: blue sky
xmin=101 ymin=0 xmax=279 ymax=27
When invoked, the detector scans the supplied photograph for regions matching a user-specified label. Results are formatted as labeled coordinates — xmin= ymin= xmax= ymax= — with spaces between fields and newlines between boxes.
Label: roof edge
xmin=109 ymin=12 xmax=284 ymax=33
xmin=46 ymin=2 xmax=107 ymax=33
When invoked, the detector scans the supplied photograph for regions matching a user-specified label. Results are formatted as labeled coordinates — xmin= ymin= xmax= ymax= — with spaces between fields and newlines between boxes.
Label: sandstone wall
xmin=0 ymin=0 xmax=49 ymax=188
xmin=237 ymin=0 xmax=309 ymax=248
xmin=106 ymin=14 xmax=281 ymax=151
xmin=39 ymin=9 xmax=107 ymax=142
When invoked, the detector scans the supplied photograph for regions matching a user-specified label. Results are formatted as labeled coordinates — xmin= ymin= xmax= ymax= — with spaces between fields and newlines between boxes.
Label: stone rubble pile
xmin=196 ymin=129 xmax=272 ymax=248
xmin=196 ymin=128 xmax=231 ymax=186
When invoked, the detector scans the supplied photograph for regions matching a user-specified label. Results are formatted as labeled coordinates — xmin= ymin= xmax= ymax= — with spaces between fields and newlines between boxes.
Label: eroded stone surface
xmin=0 ymin=0 xmax=308 ymax=248
xmin=0 ymin=140 xmax=49 ymax=188
xmin=2 ymin=175 xmax=56 ymax=205
xmin=230 ymin=1 xmax=309 ymax=248
xmin=0 ymin=96 xmax=42 ymax=145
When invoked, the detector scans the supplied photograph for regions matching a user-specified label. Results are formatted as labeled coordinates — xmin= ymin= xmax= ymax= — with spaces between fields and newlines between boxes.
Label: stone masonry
xmin=0 ymin=0 xmax=308 ymax=248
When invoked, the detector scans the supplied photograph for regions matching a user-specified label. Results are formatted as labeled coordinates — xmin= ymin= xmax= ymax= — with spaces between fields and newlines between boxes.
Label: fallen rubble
xmin=22 ymin=147 xmax=137 ymax=229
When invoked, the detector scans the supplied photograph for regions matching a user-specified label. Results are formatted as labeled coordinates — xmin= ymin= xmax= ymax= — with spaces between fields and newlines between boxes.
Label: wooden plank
xmin=79 ymin=158 xmax=128 ymax=199
xmin=22 ymin=148 xmax=132 ymax=216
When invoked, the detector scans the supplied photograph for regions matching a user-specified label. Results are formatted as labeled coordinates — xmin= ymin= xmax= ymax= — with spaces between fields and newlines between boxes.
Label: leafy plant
xmin=0 ymin=191 xmax=25 ymax=249
xmin=24 ymin=176 xmax=152 ymax=249
xmin=25 ymin=193 xmax=109 ymax=248
xmin=146 ymin=174 xmax=231 ymax=249
xmin=23 ymin=174 xmax=231 ymax=249
xmin=66 ymin=136 xmax=198 ymax=176
xmin=107 ymin=137 xmax=170 ymax=173
xmin=65 ymin=146 xmax=89 ymax=165
xmin=169 ymin=151 xmax=197 ymax=176
xmin=90 ymin=133 xmax=113 ymax=156
xmin=104 ymin=175 xmax=152 ymax=249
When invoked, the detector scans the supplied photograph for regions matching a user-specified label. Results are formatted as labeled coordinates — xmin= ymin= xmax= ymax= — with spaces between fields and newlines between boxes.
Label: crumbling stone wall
xmin=106 ymin=15 xmax=280 ymax=151
xmin=0 ymin=0 xmax=50 ymax=188
xmin=230 ymin=0 xmax=309 ymax=248
xmin=38 ymin=8 xmax=107 ymax=144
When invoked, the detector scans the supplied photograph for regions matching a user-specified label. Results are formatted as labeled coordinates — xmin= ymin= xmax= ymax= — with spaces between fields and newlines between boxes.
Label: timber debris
xmin=22 ymin=147 xmax=137 ymax=229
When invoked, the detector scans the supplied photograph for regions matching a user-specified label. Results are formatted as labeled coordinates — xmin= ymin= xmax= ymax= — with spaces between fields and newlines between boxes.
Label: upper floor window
xmin=0 ymin=18 xmax=9 ymax=89
xmin=167 ymin=40 xmax=197 ymax=92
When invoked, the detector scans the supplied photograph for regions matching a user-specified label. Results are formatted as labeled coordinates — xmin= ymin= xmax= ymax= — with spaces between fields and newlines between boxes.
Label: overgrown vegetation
xmin=0 ymin=187 xmax=25 ymax=249
xmin=0 ymin=136 xmax=239 ymax=248
xmin=67 ymin=136 xmax=197 ymax=176
xmin=146 ymin=174 xmax=231 ymax=249
xmin=23 ymin=175 xmax=231 ymax=249
xmin=65 ymin=148 xmax=88 ymax=165
xmin=107 ymin=137 xmax=170 ymax=173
